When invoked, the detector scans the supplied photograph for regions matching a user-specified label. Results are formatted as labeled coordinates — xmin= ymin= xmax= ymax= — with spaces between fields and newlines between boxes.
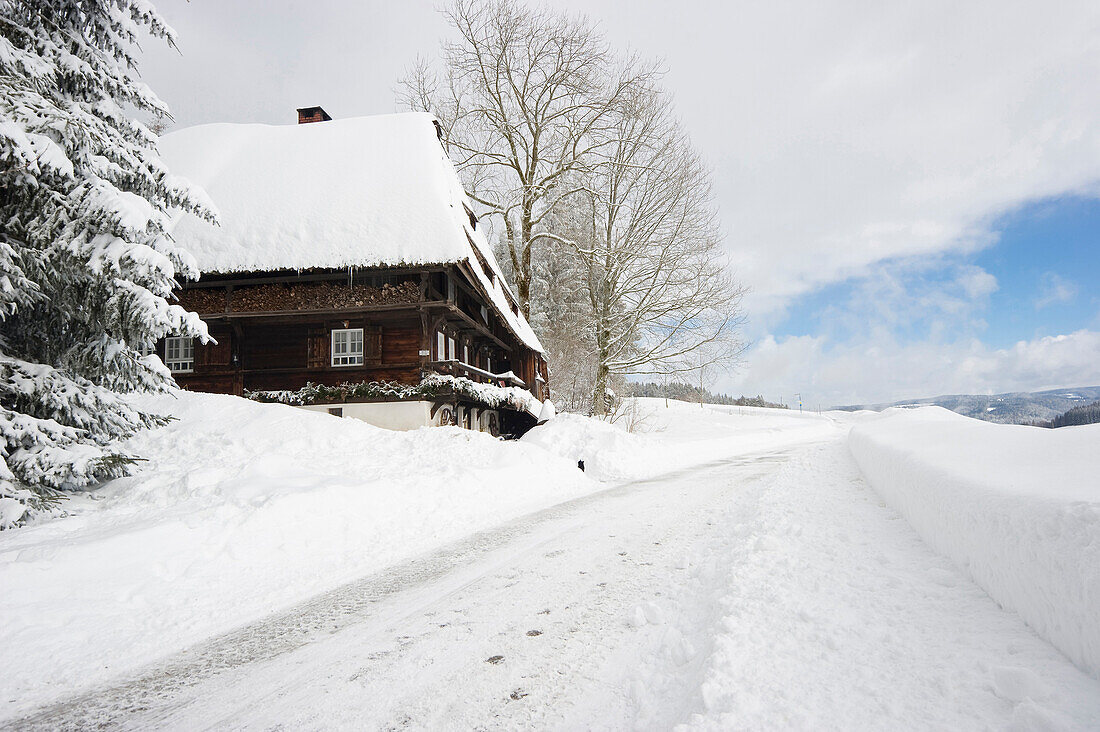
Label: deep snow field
xmin=0 ymin=393 xmax=835 ymax=721
xmin=1 ymin=393 xmax=1098 ymax=729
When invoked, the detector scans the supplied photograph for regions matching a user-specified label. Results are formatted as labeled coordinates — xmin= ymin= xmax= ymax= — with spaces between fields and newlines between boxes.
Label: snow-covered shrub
xmin=246 ymin=374 xmax=541 ymax=416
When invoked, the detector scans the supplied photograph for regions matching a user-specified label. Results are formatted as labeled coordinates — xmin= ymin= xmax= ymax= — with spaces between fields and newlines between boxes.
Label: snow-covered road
xmin=10 ymin=434 xmax=1099 ymax=730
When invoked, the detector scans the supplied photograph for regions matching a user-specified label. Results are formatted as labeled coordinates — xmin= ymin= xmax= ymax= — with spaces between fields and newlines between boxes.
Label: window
xmin=436 ymin=331 xmax=446 ymax=360
xmin=331 ymin=328 xmax=364 ymax=366
xmin=136 ymin=342 xmax=156 ymax=358
xmin=463 ymin=344 xmax=469 ymax=365
xmin=447 ymin=336 xmax=456 ymax=361
xmin=164 ymin=337 xmax=193 ymax=373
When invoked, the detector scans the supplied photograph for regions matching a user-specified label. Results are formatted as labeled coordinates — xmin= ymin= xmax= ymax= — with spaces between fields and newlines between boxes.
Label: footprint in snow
xmin=486 ymin=655 xmax=504 ymax=665
xmin=629 ymin=602 xmax=665 ymax=627
xmin=991 ymin=666 xmax=1050 ymax=703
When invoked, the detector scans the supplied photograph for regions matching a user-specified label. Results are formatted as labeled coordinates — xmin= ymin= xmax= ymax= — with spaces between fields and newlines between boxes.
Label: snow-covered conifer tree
xmin=0 ymin=0 xmax=214 ymax=527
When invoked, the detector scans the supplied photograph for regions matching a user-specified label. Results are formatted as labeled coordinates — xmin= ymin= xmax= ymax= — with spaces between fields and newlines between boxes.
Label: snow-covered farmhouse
xmin=157 ymin=107 xmax=549 ymax=435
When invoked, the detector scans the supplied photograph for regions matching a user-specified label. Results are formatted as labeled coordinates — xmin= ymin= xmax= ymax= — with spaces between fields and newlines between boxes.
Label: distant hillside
xmin=1034 ymin=400 xmax=1100 ymax=429
xmin=627 ymin=381 xmax=788 ymax=409
xmin=833 ymin=386 xmax=1100 ymax=425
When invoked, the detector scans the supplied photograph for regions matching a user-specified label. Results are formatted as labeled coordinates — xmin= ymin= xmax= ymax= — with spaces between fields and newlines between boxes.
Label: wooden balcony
xmin=429 ymin=359 xmax=527 ymax=389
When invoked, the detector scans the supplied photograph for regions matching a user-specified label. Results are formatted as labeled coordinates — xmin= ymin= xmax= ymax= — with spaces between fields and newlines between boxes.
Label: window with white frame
xmin=447 ymin=336 xmax=456 ymax=361
xmin=462 ymin=344 xmax=469 ymax=364
xmin=331 ymin=328 xmax=364 ymax=366
xmin=164 ymin=337 xmax=194 ymax=373
xmin=136 ymin=342 xmax=156 ymax=358
xmin=436 ymin=331 xmax=446 ymax=360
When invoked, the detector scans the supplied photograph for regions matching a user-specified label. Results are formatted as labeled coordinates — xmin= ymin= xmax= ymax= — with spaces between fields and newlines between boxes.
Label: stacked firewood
xmin=176 ymin=288 xmax=227 ymax=314
xmin=176 ymin=280 xmax=421 ymax=314
xmin=230 ymin=280 xmax=420 ymax=312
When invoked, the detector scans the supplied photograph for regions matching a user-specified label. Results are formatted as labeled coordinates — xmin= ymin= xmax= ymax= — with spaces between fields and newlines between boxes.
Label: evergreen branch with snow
xmin=0 ymin=0 xmax=214 ymax=526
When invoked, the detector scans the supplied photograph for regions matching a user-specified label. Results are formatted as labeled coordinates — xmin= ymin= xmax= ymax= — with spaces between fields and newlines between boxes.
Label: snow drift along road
xmin=849 ymin=407 xmax=1100 ymax=677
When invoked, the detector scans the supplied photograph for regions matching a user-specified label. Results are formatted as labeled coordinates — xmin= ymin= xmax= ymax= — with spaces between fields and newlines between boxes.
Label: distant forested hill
xmin=833 ymin=386 xmax=1100 ymax=425
xmin=1034 ymin=400 xmax=1100 ymax=429
xmin=627 ymin=382 xmax=788 ymax=409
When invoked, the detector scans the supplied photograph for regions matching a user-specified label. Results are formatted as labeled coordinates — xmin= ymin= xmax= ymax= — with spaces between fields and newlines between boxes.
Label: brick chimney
xmin=297 ymin=106 xmax=332 ymax=124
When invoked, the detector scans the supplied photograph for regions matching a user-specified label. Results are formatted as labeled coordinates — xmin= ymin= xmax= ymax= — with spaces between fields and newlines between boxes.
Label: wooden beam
xmin=454 ymin=261 xmax=528 ymax=351
xmin=236 ymin=362 xmax=421 ymax=376
xmin=197 ymin=303 xmax=424 ymax=320
xmin=183 ymin=265 xmax=450 ymax=290
xmin=423 ymin=301 xmax=511 ymax=351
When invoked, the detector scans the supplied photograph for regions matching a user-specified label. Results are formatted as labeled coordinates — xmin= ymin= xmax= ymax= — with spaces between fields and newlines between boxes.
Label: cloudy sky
xmin=142 ymin=0 xmax=1100 ymax=407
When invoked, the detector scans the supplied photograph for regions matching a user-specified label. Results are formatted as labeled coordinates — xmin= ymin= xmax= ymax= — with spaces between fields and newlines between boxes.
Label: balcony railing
xmin=430 ymin=359 xmax=526 ymax=389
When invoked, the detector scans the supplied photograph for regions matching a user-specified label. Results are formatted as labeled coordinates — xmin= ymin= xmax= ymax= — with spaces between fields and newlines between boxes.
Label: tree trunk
xmin=517 ymin=266 xmax=531 ymax=320
xmin=519 ymin=194 xmax=534 ymax=318
xmin=592 ymin=359 xmax=610 ymax=417
xmin=591 ymin=318 xmax=611 ymax=416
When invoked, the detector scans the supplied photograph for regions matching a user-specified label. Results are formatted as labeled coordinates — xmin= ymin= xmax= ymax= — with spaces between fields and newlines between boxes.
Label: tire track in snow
xmin=150 ymin=450 xmax=790 ymax=730
xmin=5 ymin=449 xmax=798 ymax=731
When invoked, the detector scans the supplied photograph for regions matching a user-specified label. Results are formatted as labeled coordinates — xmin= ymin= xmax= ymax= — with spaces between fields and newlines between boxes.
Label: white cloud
xmin=957 ymin=266 xmax=999 ymax=301
xmin=792 ymin=259 xmax=999 ymax=348
xmin=1035 ymin=272 xmax=1079 ymax=309
xmin=558 ymin=0 xmax=1100 ymax=318
xmin=721 ymin=330 xmax=1100 ymax=407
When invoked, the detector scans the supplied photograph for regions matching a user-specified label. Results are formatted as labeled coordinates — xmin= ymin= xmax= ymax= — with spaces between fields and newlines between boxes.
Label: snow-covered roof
xmin=159 ymin=112 xmax=542 ymax=352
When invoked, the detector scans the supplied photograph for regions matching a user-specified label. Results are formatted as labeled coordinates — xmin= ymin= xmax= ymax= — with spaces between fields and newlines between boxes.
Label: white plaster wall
xmin=300 ymin=401 xmax=434 ymax=431
xmin=300 ymin=401 xmax=501 ymax=434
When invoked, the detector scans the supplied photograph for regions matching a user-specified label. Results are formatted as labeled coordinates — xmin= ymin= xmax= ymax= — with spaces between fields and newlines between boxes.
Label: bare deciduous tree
xmin=401 ymin=2 xmax=745 ymax=415
xmin=571 ymin=84 xmax=747 ymax=414
xmin=528 ymin=221 xmax=596 ymax=413
xmin=399 ymin=0 xmax=652 ymax=318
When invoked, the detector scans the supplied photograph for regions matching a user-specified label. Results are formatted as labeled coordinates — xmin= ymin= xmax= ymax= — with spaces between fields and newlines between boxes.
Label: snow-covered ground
xmin=523 ymin=398 xmax=836 ymax=481
xmin=0 ymin=391 xmax=596 ymax=717
xmin=0 ymin=393 xmax=832 ymax=722
xmin=3 ymin=396 xmax=1099 ymax=729
xmin=850 ymin=407 xmax=1100 ymax=677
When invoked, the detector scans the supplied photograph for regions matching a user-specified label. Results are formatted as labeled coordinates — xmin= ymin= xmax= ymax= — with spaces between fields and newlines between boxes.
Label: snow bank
xmin=849 ymin=408 xmax=1100 ymax=677
xmin=523 ymin=398 xmax=841 ymax=481
xmin=521 ymin=412 xmax=654 ymax=480
xmin=0 ymin=391 xmax=593 ymax=717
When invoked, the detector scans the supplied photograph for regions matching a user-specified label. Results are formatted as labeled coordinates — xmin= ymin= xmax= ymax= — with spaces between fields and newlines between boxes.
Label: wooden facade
xmin=165 ymin=263 xmax=549 ymax=432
